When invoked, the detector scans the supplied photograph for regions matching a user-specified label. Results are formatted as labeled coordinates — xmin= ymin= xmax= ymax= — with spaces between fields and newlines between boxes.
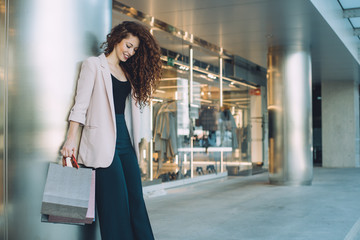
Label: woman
xmin=61 ymin=21 xmax=162 ymax=240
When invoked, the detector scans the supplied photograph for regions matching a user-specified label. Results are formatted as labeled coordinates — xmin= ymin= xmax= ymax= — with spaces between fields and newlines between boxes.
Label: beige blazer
xmin=68 ymin=53 xmax=151 ymax=168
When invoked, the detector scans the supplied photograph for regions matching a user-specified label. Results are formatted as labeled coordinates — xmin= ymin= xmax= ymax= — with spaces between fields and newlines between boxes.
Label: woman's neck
xmin=106 ymin=51 xmax=120 ymax=67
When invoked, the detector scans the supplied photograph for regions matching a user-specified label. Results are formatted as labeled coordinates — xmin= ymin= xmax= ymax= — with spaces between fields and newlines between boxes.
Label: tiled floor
xmin=145 ymin=168 xmax=360 ymax=240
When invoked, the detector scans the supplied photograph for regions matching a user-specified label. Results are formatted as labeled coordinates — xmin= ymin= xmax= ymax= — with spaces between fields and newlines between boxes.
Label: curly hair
xmin=102 ymin=21 xmax=162 ymax=108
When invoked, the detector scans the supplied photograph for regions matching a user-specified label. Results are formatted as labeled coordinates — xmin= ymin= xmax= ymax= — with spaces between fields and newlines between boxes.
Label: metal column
xmin=267 ymin=45 xmax=313 ymax=185
xmin=189 ymin=45 xmax=194 ymax=178
xmin=0 ymin=1 xmax=9 ymax=239
xmin=0 ymin=0 xmax=112 ymax=239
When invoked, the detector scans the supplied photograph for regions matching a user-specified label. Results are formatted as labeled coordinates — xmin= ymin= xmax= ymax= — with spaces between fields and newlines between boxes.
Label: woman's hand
xmin=61 ymin=121 xmax=80 ymax=157
xmin=61 ymin=138 xmax=77 ymax=157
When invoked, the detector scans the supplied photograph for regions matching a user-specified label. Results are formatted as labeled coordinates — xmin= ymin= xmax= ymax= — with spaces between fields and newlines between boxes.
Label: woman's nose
xmin=130 ymin=49 xmax=135 ymax=56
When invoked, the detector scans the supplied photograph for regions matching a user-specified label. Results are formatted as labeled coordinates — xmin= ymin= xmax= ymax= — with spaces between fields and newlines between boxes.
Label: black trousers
xmin=96 ymin=114 xmax=154 ymax=240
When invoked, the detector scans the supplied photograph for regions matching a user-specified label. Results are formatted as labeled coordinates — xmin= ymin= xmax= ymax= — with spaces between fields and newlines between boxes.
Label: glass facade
xmin=138 ymin=45 xmax=257 ymax=183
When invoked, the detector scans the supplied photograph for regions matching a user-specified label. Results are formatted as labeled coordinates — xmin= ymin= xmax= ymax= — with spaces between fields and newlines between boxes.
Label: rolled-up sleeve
xmin=68 ymin=58 xmax=96 ymax=125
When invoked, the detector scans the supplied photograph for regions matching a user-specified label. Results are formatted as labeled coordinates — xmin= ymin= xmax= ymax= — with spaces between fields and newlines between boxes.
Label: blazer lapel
xmin=99 ymin=53 xmax=116 ymax=128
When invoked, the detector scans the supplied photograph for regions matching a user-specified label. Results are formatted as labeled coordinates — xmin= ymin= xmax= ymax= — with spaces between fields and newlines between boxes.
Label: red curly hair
xmin=102 ymin=21 xmax=162 ymax=108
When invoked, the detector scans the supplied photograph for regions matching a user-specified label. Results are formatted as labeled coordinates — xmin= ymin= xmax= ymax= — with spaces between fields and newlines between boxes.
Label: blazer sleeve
xmin=68 ymin=58 xmax=97 ymax=125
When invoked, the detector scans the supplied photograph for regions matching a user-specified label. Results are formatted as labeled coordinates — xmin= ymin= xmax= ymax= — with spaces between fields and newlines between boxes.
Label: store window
xmin=151 ymin=59 xmax=190 ymax=182
xmin=191 ymin=49 xmax=221 ymax=177
xmin=142 ymin=46 xmax=253 ymax=183
xmin=222 ymin=81 xmax=252 ymax=175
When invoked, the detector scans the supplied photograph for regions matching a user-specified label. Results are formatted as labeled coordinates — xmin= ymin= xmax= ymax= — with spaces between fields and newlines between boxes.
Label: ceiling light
xmin=207 ymin=74 xmax=216 ymax=80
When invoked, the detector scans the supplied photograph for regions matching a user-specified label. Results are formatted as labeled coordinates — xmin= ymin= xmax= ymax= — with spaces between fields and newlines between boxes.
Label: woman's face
xmin=114 ymin=34 xmax=140 ymax=62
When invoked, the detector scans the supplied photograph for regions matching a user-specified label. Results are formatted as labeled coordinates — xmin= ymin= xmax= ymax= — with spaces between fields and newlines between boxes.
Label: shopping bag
xmin=41 ymin=158 xmax=93 ymax=219
xmin=46 ymin=169 xmax=95 ymax=224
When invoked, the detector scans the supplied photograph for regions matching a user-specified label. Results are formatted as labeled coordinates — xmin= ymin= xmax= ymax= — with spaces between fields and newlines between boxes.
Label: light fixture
xmin=179 ymin=65 xmax=189 ymax=71
xmin=155 ymin=89 xmax=166 ymax=93
xmin=207 ymin=73 xmax=216 ymax=80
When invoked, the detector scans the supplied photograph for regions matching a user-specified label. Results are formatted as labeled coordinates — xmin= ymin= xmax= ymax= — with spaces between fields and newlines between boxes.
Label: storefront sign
xmin=249 ymin=88 xmax=261 ymax=96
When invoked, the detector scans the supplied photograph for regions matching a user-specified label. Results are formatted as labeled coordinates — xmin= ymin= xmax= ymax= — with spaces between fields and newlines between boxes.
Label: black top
xmin=111 ymin=74 xmax=131 ymax=114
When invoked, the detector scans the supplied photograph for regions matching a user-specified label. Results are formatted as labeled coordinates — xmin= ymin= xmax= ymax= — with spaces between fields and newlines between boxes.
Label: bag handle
xmin=62 ymin=154 xmax=79 ymax=169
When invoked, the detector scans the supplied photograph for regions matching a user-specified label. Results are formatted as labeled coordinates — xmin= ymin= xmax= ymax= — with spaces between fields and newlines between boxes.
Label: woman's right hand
xmin=61 ymin=138 xmax=77 ymax=158
xmin=61 ymin=121 xmax=81 ymax=158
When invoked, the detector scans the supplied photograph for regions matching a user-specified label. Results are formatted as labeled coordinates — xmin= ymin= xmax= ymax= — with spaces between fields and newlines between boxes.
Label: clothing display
xmin=219 ymin=109 xmax=239 ymax=150
xmin=196 ymin=105 xmax=218 ymax=131
xmin=153 ymin=101 xmax=178 ymax=164
xmin=194 ymin=106 xmax=239 ymax=150
xmin=152 ymin=101 xmax=163 ymax=131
